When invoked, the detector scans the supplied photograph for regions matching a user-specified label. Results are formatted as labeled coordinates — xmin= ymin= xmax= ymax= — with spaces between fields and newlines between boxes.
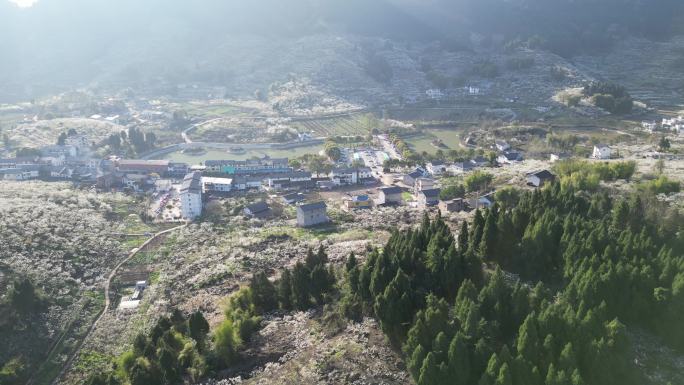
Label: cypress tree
xmin=447 ymin=332 xmax=470 ymax=385
xmin=277 ymin=269 xmax=292 ymax=310
xmin=458 ymin=221 xmax=469 ymax=251
xmin=291 ymin=262 xmax=311 ymax=310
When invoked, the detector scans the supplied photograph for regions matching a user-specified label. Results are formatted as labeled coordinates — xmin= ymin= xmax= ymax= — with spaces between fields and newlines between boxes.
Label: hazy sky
xmin=9 ymin=0 xmax=38 ymax=7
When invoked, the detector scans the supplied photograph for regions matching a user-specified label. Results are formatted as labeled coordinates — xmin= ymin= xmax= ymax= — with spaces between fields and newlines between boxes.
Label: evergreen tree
xmin=278 ymin=269 xmax=293 ymax=310
xmin=374 ymin=269 xmax=413 ymax=344
xmin=250 ymin=271 xmax=277 ymax=312
xmin=291 ymin=262 xmax=311 ymax=310
xmin=418 ymin=352 xmax=444 ymax=385
xmin=188 ymin=311 xmax=210 ymax=347
xmin=517 ymin=313 xmax=540 ymax=363
xmin=447 ymin=332 xmax=470 ymax=385
xmin=346 ymin=252 xmax=360 ymax=293
xmin=458 ymin=221 xmax=469 ymax=251
xmin=408 ymin=344 xmax=427 ymax=380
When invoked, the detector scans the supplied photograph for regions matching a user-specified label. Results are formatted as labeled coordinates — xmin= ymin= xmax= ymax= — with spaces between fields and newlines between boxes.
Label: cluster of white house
xmin=178 ymin=159 xmax=375 ymax=224
xmin=0 ymin=135 xmax=98 ymax=181
xmin=642 ymin=116 xmax=684 ymax=134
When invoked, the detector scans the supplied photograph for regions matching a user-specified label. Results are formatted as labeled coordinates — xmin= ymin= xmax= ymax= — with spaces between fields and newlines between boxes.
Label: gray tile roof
xmin=298 ymin=201 xmax=327 ymax=212
xmin=380 ymin=186 xmax=402 ymax=194
xmin=180 ymin=172 xmax=202 ymax=194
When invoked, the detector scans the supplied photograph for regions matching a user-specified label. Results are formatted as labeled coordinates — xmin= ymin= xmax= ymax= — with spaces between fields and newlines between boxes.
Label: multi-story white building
xmin=329 ymin=167 xmax=373 ymax=186
xmin=201 ymin=177 xmax=233 ymax=193
xmin=180 ymin=172 xmax=203 ymax=219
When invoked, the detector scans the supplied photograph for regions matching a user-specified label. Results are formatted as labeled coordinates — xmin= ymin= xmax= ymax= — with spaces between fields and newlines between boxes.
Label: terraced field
xmin=291 ymin=112 xmax=376 ymax=137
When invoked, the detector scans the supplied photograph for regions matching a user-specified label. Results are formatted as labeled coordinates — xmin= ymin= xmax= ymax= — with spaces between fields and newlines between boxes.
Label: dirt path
xmin=46 ymin=224 xmax=186 ymax=385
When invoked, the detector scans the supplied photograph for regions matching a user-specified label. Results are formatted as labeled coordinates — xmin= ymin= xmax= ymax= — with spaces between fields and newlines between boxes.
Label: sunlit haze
xmin=9 ymin=0 xmax=37 ymax=7
xmin=1 ymin=2 xmax=684 ymax=385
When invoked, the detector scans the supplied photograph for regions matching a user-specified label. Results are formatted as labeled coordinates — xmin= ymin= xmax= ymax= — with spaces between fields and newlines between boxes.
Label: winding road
xmin=46 ymin=225 xmax=186 ymax=385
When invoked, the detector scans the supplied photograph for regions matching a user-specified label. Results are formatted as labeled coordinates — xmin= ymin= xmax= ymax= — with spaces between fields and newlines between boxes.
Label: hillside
xmin=1 ymin=0 xmax=684 ymax=104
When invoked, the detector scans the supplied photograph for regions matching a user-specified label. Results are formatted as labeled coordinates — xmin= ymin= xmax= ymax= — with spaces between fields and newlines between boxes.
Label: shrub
xmin=465 ymin=171 xmax=494 ymax=192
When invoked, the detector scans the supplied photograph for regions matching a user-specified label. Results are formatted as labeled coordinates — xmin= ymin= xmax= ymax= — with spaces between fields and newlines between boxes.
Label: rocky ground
xmin=202 ymin=313 xmax=409 ymax=385
xmin=6 ymin=117 xmax=125 ymax=148
xmin=62 ymin=202 xmax=423 ymax=384
xmin=0 ymin=181 xmax=135 ymax=384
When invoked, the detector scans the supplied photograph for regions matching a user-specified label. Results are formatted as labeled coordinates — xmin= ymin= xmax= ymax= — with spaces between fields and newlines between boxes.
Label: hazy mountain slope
xmin=1 ymin=0 xmax=683 ymax=102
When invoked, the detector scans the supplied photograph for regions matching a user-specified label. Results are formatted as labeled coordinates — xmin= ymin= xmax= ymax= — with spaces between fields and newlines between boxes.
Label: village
xmin=1 ymin=121 xmax=675 ymax=230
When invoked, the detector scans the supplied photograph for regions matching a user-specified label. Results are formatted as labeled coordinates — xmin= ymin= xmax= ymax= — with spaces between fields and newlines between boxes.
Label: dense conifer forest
xmin=341 ymin=183 xmax=683 ymax=385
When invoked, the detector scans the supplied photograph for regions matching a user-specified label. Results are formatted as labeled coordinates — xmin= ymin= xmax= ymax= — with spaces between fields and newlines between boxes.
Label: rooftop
xmin=181 ymin=171 xmax=202 ymax=194
xmin=298 ymin=201 xmax=327 ymax=212
xmin=201 ymin=176 xmax=233 ymax=185
xmin=379 ymin=186 xmax=402 ymax=194
xmin=528 ymin=170 xmax=555 ymax=179
xmin=246 ymin=201 xmax=270 ymax=214
xmin=118 ymin=159 xmax=170 ymax=167
xmin=421 ymin=188 xmax=441 ymax=198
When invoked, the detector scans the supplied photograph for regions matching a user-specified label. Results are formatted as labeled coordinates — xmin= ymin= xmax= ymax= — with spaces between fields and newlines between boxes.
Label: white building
xmin=591 ymin=145 xmax=612 ymax=160
xmin=641 ymin=121 xmax=657 ymax=133
xmin=180 ymin=172 xmax=203 ymax=219
xmin=0 ymin=166 xmax=39 ymax=181
xmin=662 ymin=116 xmax=684 ymax=133
xmin=202 ymin=176 xmax=233 ymax=193
xmin=329 ymin=167 xmax=373 ymax=186
xmin=497 ymin=152 xmax=523 ymax=164
xmin=426 ymin=161 xmax=447 ymax=176
xmin=414 ymin=177 xmax=435 ymax=192
xmin=426 ymin=89 xmax=444 ymax=99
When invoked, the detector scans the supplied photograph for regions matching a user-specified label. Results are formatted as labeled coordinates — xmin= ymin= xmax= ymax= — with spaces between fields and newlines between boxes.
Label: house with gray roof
xmin=378 ymin=186 xmax=403 ymax=205
xmin=244 ymin=201 xmax=272 ymax=219
xmin=297 ymin=201 xmax=329 ymax=227
xmin=417 ymin=188 xmax=441 ymax=208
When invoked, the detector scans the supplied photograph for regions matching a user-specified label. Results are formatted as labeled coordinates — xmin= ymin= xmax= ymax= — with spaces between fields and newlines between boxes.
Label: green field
xmin=291 ymin=113 xmax=376 ymax=137
xmin=405 ymin=128 xmax=465 ymax=154
xmin=162 ymin=144 xmax=323 ymax=163
xmin=182 ymin=103 xmax=257 ymax=118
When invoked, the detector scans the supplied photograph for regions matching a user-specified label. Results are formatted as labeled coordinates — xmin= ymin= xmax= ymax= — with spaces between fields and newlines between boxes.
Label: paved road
xmin=47 ymin=225 xmax=186 ymax=385
xmin=181 ymin=118 xmax=223 ymax=144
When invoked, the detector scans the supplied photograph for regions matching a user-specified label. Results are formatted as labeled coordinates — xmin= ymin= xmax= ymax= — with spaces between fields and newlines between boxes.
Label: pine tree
xmin=290 ymin=262 xmax=311 ymax=310
xmin=478 ymin=353 xmax=501 ymax=385
xmin=432 ymin=331 xmax=450 ymax=363
xmin=495 ymin=363 xmax=513 ymax=385
xmin=418 ymin=352 xmax=443 ymax=385
xmin=558 ymin=342 xmax=577 ymax=372
xmin=408 ymin=344 xmax=427 ymax=380
xmin=187 ymin=311 xmax=210 ymax=347
xmin=447 ymin=332 xmax=470 ymax=385
xmin=310 ymin=264 xmax=330 ymax=303
xmin=470 ymin=209 xmax=485 ymax=252
xmin=458 ymin=221 xmax=469 ymax=251
xmin=516 ymin=313 xmax=540 ymax=363
xmin=345 ymin=253 xmax=360 ymax=293
xmin=480 ymin=209 xmax=498 ymax=259
xmin=277 ymin=269 xmax=292 ymax=310
xmin=374 ymin=269 xmax=413 ymax=344
xmin=250 ymin=272 xmax=277 ymax=312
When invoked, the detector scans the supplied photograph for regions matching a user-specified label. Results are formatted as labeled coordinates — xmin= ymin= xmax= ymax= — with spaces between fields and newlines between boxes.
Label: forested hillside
xmin=340 ymin=183 xmax=684 ymax=385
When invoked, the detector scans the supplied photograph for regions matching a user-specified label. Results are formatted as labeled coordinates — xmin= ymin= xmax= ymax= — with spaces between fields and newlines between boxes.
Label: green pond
xmin=161 ymin=144 xmax=323 ymax=164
